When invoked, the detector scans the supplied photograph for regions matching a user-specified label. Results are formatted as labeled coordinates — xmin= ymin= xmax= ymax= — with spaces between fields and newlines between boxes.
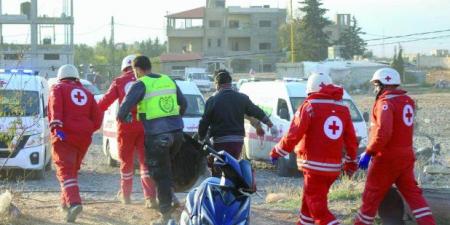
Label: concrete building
xmin=0 ymin=0 xmax=74 ymax=77
xmin=405 ymin=52 xmax=450 ymax=70
xmin=162 ymin=0 xmax=286 ymax=74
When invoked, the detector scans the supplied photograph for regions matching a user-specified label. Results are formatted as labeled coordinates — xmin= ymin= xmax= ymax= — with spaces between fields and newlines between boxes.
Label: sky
xmin=2 ymin=0 xmax=450 ymax=57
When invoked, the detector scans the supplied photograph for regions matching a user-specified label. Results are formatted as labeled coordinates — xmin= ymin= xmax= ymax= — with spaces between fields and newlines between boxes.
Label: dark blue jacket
xmin=198 ymin=88 xmax=269 ymax=140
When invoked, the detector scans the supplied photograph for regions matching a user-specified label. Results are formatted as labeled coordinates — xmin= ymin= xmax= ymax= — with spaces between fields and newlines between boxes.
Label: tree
xmin=74 ymin=38 xmax=167 ymax=86
xmin=335 ymin=16 xmax=367 ymax=60
xmin=391 ymin=46 xmax=405 ymax=82
xmin=279 ymin=0 xmax=331 ymax=61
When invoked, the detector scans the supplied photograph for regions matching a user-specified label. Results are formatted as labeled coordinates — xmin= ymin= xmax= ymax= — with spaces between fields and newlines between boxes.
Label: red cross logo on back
xmin=402 ymin=104 xmax=414 ymax=127
xmin=323 ymin=116 xmax=343 ymax=140
xmin=70 ymin=89 xmax=88 ymax=106
xmin=385 ymin=76 xmax=392 ymax=82
xmin=328 ymin=121 xmax=340 ymax=135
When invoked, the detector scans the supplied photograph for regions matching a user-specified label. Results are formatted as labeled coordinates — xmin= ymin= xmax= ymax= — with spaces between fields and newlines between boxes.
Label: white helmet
xmin=57 ymin=64 xmax=79 ymax=80
xmin=306 ymin=72 xmax=333 ymax=94
xmin=371 ymin=68 xmax=401 ymax=85
xmin=121 ymin=54 xmax=137 ymax=71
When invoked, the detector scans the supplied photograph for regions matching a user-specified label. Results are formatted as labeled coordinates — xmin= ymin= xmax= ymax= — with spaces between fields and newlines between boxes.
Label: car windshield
xmin=0 ymin=90 xmax=39 ymax=116
xmin=190 ymin=73 xmax=208 ymax=80
xmin=184 ymin=94 xmax=205 ymax=117
xmin=290 ymin=97 xmax=363 ymax=122
xmin=83 ymin=83 xmax=101 ymax=95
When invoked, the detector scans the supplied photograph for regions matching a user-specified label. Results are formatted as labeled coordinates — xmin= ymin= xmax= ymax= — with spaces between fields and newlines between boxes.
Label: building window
xmin=208 ymin=39 xmax=212 ymax=48
xmin=263 ymin=64 xmax=273 ymax=72
xmin=229 ymin=20 xmax=239 ymax=29
xmin=259 ymin=43 xmax=271 ymax=50
xmin=259 ymin=20 xmax=271 ymax=27
xmin=209 ymin=20 xmax=221 ymax=28
xmin=172 ymin=66 xmax=186 ymax=70
xmin=232 ymin=42 xmax=239 ymax=51
xmin=215 ymin=0 xmax=225 ymax=8
xmin=217 ymin=39 xmax=222 ymax=47
xmin=3 ymin=54 xmax=20 ymax=60
xmin=44 ymin=54 xmax=60 ymax=60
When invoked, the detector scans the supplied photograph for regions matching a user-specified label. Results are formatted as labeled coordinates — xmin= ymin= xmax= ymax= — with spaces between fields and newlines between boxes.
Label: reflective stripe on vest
xmin=137 ymin=74 xmax=180 ymax=120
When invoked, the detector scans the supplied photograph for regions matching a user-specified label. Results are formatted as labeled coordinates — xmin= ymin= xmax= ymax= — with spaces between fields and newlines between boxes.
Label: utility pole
xmin=290 ymin=0 xmax=296 ymax=63
xmin=110 ymin=16 xmax=115 ymax=82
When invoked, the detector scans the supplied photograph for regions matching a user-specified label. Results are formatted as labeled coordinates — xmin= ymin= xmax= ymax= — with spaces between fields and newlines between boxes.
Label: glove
xmin=343 ymin=162 xmax=358 ymax=177
xmin=358 ymin=152 xmax=372 ymax=170
xmin=256 ymin=127 xmax=265 ymax=137
xmin=55 ymin=129 xmax=66 ymax=141
xmin=271 ymin=156 xmax=278 ymax=165
xmin=270 ymin=147 xmax=280 ymax=165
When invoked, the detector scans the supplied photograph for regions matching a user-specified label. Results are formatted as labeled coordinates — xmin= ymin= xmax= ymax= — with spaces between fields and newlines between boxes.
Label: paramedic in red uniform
xmin=98 ymin=55 xmax=157 ymax=208
xmin=270 ymin=73 xmax=358 ymax=225
xmin=355 ymin=68 xmax=436 ymax=225
xmin=48 ymin=64 xmax=102 ymax=222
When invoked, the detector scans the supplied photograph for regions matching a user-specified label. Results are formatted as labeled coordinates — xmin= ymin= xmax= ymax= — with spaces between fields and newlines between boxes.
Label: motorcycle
xmin=170 ymin=138 xmax=256 ymax=225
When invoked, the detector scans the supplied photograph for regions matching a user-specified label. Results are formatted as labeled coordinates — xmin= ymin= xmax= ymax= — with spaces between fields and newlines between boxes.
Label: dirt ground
xmin=1 ymin=91 xmax=450 ymax=225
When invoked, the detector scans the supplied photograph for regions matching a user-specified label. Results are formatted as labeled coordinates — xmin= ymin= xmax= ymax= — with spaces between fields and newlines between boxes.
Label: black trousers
xmin=144 ymin=131 xmax=183 ymax=214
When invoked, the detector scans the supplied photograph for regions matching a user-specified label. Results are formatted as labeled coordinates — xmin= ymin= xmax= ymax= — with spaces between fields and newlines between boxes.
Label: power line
xmin=115 ymin=23 xmax=165 ymax=31
xmin=365 ymin=28 xmax=450 ymax=42
xmin=367 ymin=34 xmax=450 ymax=46
xmin=76 ymin=24 xmax=109 ymax=36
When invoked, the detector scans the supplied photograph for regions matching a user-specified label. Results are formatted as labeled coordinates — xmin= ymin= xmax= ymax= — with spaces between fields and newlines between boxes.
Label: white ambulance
xmin=102 ymin=80 xmax=205 ymax=166
xmin=239 ymin=80 xmax=368 ymax=176
xmin=0 ymin=69 xmax=51 ymax=179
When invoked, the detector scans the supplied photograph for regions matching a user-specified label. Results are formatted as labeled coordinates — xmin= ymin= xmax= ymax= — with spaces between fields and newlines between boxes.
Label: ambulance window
xmin=277 ymin=99 xmax=290 ymax=121
xmin=343 ymin=100 xmax=363 ymax=122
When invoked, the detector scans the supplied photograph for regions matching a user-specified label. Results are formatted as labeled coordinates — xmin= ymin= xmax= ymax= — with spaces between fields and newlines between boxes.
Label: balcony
xmin=167 ymin=27 xmax=204 ymax=38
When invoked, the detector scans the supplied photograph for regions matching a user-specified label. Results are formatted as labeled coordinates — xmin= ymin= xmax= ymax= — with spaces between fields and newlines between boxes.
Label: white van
xmin=0 ymin=69 xmax=51 ymax=179
xmin=47 ymin=78 xmax=104 ymax=102
xmin=102 ymin=80 xmax=205 ymax=166
xmin=239 ymin=80 xmax=368 ymax=176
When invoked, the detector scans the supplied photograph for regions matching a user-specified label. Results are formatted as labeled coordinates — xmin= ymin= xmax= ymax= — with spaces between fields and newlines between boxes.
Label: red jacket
xmin=48 ymin=80 xmax=102 ymax=149
xmin=271 ymin=85 xmax=358 ymax=176
xmin=97 ymin=70 xmax=144 ymax=134
xmin=366 ymin=89 xmax=415 ymax=161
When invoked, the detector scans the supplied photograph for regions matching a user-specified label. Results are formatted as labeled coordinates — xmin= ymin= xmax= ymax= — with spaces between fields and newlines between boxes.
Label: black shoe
xmin=66 ymin=204 xmax=83 ymax=223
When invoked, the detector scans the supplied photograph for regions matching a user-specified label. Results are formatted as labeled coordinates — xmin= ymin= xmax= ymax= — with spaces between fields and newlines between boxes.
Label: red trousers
xmin=52 ymin=140 xmax=88 ymax=206
xmin=298 ymin=172 xmax=340 ymax=225
xmin=117 ymin=132 xmax=156 ymax=199
xmin=355 ymin=159 xmax=435 ymax=225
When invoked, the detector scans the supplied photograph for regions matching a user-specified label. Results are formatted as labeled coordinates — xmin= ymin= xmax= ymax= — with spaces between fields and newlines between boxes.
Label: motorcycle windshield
xmin=200 ymin=185 xmax=251 ymax=225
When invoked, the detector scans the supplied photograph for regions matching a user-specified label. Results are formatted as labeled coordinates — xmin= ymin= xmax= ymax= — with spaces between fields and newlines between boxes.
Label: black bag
xmin=171 ymin=133 xmax=207 ymax=192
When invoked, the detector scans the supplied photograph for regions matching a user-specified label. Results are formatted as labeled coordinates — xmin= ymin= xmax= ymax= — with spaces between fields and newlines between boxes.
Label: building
xmin=405 ymin=53 xmax=450 ymax=70
xmin=0 ymin=0 xmax=74 ymax=77
xmin=162 ymin=0 xmax=286 ymax=74
xmin=431 ymin=49 xmax=449 ymax=57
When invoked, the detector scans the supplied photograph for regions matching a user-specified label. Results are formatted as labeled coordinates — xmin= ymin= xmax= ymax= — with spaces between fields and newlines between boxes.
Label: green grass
xmin=329 ymin=175 xmax=365 ymax=202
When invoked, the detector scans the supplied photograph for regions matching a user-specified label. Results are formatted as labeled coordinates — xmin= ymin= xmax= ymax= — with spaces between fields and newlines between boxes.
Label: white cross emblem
xmin=71 ymin=89 xmax=87 ymax=106
xmin=403 ymin=104 xmax=414 ymax=127
xmin=323 ymin=116 xmax=343 ymax=140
